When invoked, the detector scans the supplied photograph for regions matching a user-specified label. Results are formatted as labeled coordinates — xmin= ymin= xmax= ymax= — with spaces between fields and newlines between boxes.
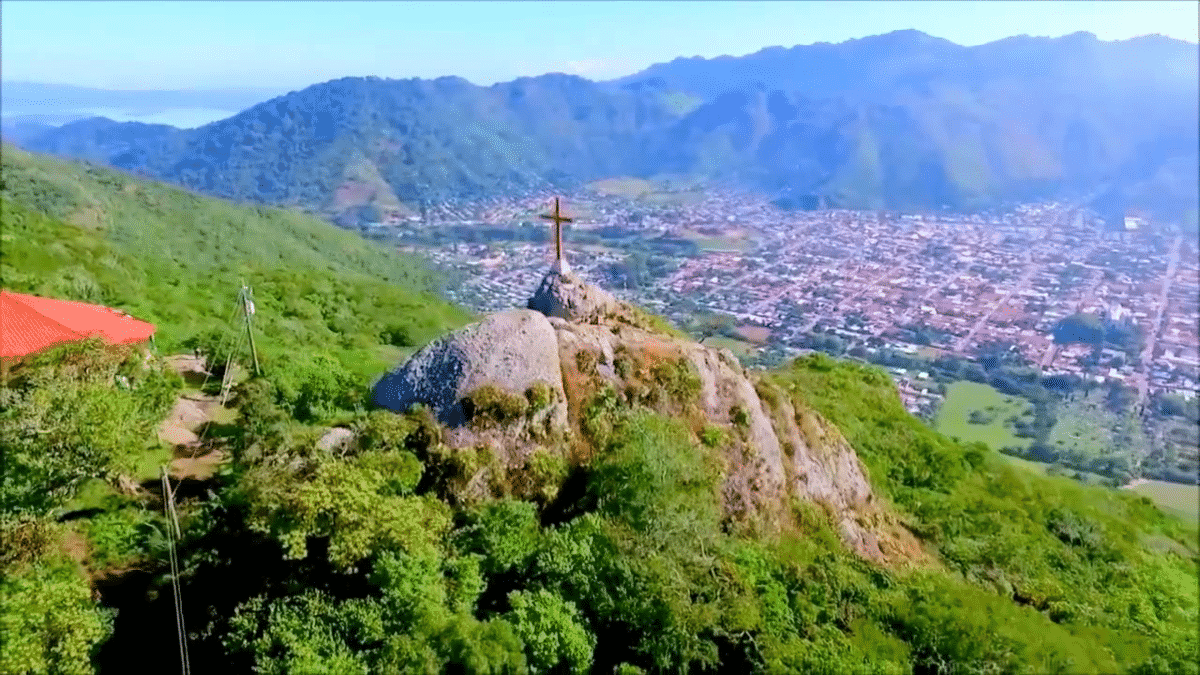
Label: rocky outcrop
xmin=372 ymin=308 xmax=569 ymax=467
xmin=373 ymin=271 xmax=920 ymax=565
xmin=755 ymin=378 xmax=886 ymax=561
xmin=527 ymin=270 xmax=619 ymax=323
xmin=317 ymin=427 xmax=356 ymax=454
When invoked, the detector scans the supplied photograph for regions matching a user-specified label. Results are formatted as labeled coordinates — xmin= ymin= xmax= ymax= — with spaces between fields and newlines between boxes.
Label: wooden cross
xmin=539 ymin=197 xmax=573 ymax=273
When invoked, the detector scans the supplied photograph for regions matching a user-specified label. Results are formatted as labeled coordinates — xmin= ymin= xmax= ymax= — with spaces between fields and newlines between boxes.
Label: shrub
xmin=574 ymin=350 xmax=600 ymax=376
xmin=587 ymin=411 xmax=720 ymax=534
xmin=0 ymin=558 xmax=114 ymax=675
xmin=462 ymin=385 xmax=528 ymax=429
xmin=613 ymin=346 xmax=635 ymax=379
xmin=379 ymin=322 xmax=416 ymax=347
xmin=731 ymin=405 xmax=751 ymax=428
xmin=505 ymin=589 xmax=595 ymax=674
xmin=0 ymin=517 xmax=57 ymax=569
xmin=83 ymin=507 xmax=165 ymax=570
xmin=354 ymin=407 xmax=441 ymax=456
xmin=650 ymin=358 xmax=701 ymax=404
xmin=525 ymin=382 xmax=554 ymax=412
xmin=0 ymin=344 xmax=178 ymax=516
xmin=524 ymin=448 xmax=569 ymax=502
xmin=240 ymin=452 xmax=451 ymax=568
xmin=581 ymin=385 xmax=623 ymax=446
xmin=455 ymin=499 xmax=541 ymax=576
xmin=268 ymin=352 xmax=363 ymax=422
xmin=700 ymin=425 xmax=727 ymax=448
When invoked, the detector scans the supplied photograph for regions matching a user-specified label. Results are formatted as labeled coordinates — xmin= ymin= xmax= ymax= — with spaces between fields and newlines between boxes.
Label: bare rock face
xmin=372 ymin=308 xmax=569 ymax=461
xmin=317 ymin=427 xmax=356 ymax=454
xmin=527 ymin=270 xmax=619 ymax=323
xmin=754 ymin=379 xmax=887 ymax=563
xmin=679 ymin=342 xmax=789 ymax=526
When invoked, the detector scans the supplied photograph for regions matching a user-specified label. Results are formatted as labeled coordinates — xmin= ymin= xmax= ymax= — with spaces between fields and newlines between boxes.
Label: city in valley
xmin=358 ymin=181 xmax=1199 ymax=486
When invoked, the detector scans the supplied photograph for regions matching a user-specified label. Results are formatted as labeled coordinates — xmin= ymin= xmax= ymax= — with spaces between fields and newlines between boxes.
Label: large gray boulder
xmin=372 ymin=309 xmax=569 ymax=454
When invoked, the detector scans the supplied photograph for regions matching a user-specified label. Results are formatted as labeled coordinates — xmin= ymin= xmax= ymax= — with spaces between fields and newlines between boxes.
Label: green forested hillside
xmin=2 ymin=346 xmax=1195 ymax=673
xmin=0 ymin=144 xmax=470 ymax=379
xmin=1 ymin=148 xmax=1196 ymax=674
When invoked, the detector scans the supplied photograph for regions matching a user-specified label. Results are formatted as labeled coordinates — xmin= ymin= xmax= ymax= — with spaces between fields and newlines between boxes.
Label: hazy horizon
xmin=3 ymin=1 xmax=1197 ymax=91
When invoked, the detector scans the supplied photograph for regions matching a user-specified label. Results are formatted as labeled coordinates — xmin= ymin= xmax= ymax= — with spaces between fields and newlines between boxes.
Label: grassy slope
xmin=770 ymin=354 xmax=1198 ymax=670
xmin=0 ymin=145 xmax=471 ymax=379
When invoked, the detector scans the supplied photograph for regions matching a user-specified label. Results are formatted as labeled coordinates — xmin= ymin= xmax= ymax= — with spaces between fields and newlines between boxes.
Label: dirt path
xmin=1135 ymin=235 xmax=1182 ymax=408
xmin=158 ymin=355 xmax=232 ymax=480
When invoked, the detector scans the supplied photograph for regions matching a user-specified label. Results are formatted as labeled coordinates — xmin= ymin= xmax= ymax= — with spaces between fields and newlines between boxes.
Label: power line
xmin=161 ymin=468 xmax=191 ymax=675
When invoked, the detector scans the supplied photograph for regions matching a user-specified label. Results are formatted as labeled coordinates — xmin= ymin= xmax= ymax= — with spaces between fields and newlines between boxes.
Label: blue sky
xmin=4 ymin=1 xmax=1197 ymax=90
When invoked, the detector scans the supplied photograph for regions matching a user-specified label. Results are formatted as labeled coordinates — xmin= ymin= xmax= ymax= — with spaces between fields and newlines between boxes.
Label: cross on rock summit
xmin=539 ymin=197 xmax=573 ymax=275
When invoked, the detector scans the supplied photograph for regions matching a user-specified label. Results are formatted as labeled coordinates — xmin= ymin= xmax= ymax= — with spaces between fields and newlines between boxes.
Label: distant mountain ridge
xmin=14 ymin=31 xmax=1198 ymax=220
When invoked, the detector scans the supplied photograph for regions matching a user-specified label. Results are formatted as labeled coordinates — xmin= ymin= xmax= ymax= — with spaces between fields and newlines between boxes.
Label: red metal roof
xmin=1 ymin=290 xmax=156 ymax=358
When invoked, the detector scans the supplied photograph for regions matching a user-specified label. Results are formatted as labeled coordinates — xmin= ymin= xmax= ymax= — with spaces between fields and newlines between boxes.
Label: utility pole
xmin=241 ymin=283 xmax=261 ymax=377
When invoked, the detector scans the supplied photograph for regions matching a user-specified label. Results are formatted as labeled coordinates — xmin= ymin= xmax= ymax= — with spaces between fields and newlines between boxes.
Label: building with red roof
xmin=1 ymin=290 xmax=156 ymax=359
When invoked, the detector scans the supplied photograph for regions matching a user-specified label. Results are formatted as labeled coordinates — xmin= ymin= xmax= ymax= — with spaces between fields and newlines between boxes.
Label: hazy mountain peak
xmin=14 ymin=31 xmax=1197 ymax=222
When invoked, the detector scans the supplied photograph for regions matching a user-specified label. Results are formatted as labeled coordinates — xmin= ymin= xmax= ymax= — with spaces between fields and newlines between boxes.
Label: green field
xmin=935 ymin=381 xmax=1034 ymax=450
xmin=681 ymin=228 xmax=753 ymax=252
xmin=997 ymin=453 xmax=1050 ymax=475
xmin=587 ymin=176 xmax=657 ymax=197
xmin=1047 ymin=389 xmax=1151 ymax=458
xmin=701 ymin=336 xmax=757 ymax=357
xmin=1131 ymin=480 xmax=1200 ymax=524
xmin=586 ymin=176 xmax=706 ymax=206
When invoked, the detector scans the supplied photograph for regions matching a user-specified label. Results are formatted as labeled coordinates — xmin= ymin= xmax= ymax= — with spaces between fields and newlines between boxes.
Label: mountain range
xmin=9 ymin=30 xmax=1198 ymax=222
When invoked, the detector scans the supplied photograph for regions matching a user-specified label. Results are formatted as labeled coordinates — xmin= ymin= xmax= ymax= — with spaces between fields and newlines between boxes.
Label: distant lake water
xmin=2 ymin=107 xmax=239 ymax=129
xmin=76 ymin=107 xmax=239 ymax=128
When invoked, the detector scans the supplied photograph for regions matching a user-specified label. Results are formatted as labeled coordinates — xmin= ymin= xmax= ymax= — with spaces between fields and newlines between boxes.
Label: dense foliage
xmin=770 ymin=354 xmax=1198 ymax=674
xmin=140 ymin=353 xmax=1192 ymax=675
xmin=0 ymin=145 xmax=470 ymax=380
xmin=3 ymin=334 xmax=1197 ymax=674
xmin=0 ymin=547 xmax=114 ymax=675
xmin=0 ymin=340 xmax=180 ymax=517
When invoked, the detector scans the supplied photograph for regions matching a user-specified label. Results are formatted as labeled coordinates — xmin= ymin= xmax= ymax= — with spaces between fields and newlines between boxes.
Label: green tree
xmin=267 ymin=352 xmax=364 ymax=422
xmin=0 ymin=341 xmax=179 ymax=516
xmin=455 ymin=500 xmax=541 ymax=577
xmin=505 ymin=589 xmax=595 ymax=674
xmin=240 ymin=450 xmax=448 ymax=568
xmin=0 ymin=559 xmax=114 ymax=674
